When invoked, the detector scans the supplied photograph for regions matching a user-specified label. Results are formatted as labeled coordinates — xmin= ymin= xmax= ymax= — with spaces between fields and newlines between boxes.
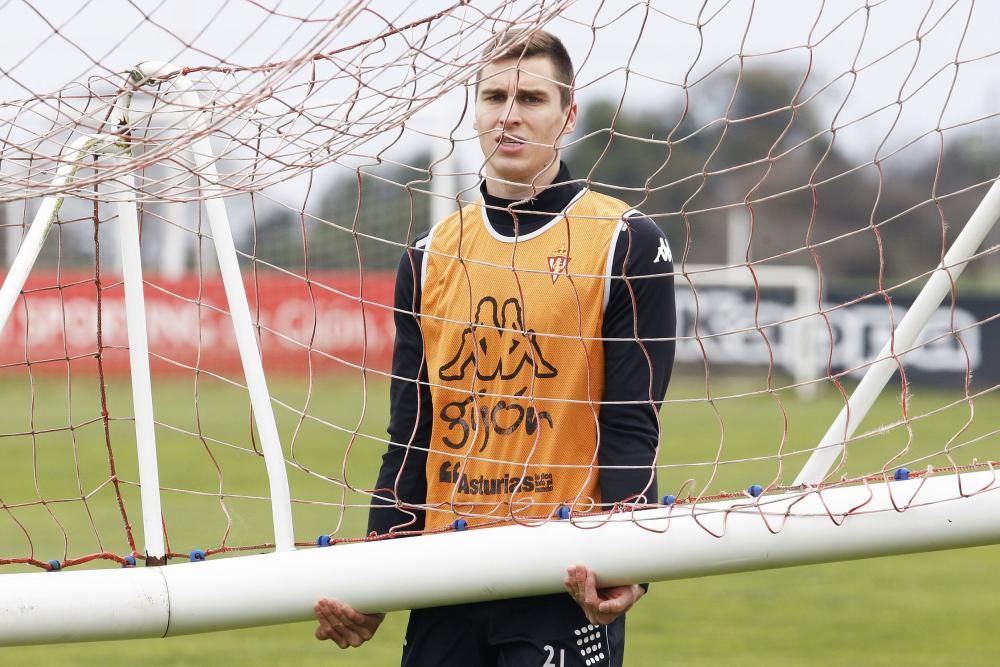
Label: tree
xmin=248 ymin=151 xmax=433 ymax=272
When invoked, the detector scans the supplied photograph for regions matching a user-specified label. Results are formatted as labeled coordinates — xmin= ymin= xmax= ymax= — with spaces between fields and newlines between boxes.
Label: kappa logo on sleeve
xmin=653 ymin=236 xmax=672 ymax=264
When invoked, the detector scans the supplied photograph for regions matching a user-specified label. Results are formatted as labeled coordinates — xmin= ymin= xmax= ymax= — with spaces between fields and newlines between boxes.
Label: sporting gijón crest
xmin=547 ymin=246 xmax=570 ymax=283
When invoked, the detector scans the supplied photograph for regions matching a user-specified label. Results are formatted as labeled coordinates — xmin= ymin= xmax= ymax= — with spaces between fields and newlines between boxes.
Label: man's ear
xmin=563 ymin=100 xmax=578 ymax=135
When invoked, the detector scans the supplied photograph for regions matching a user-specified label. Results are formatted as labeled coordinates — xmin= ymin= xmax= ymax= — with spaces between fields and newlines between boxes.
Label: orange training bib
xmin=419 ymin=189 xmax=632 ymax=530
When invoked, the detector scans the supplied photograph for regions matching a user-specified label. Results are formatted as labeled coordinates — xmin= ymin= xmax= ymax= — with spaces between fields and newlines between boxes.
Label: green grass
xmin=1 ymin=372 xmax=998 ymax=665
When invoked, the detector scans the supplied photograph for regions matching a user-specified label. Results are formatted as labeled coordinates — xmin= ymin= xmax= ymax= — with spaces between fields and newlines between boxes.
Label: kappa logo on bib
xmin=439 ymin=296 xmax=557 ymax=382
xmin=436 ymin=295 xmax=557 ymax=454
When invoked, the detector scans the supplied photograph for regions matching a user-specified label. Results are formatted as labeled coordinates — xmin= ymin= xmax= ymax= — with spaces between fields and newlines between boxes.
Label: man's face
xmin=474 ymin=55 xmax=577 ymax=196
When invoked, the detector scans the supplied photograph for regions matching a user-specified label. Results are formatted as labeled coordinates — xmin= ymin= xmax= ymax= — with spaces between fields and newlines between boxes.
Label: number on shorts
xmin=542 ymin=644 xmax=565 ymax=667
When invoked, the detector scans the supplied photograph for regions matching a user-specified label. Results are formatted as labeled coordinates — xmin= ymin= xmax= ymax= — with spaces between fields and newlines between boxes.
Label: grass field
xmin=1 ymin=372 xmax=998 ymax=665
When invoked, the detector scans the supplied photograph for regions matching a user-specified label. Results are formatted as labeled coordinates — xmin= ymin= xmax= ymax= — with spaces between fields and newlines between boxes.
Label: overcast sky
xmin=1 ymin=0 xmax=997 ymax=208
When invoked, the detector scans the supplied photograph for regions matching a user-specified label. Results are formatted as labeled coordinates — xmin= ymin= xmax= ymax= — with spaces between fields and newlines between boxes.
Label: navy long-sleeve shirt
xmin=369 ymin=163 xmax=675 ymax=535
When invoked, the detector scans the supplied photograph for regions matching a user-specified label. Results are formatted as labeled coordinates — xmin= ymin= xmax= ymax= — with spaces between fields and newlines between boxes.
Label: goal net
xmin=0 ymin=0 xmax=998 ymax=643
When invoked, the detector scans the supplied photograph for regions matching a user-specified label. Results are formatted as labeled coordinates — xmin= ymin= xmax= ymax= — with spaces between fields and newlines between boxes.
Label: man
xmin=315 ymin=29 xmax=675 ymax=665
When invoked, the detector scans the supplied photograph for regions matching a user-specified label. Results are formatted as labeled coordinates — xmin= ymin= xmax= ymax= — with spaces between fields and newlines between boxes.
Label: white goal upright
xmin=0 ymin=0 xmax=998 ymax=645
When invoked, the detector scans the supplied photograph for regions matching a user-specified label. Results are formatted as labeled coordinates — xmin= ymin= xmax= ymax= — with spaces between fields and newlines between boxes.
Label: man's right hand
xmin=313 ymin=598 xmax=385 ymax=648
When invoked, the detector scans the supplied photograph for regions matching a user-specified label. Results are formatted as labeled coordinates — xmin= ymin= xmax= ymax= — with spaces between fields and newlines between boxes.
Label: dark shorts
xmin=401 ymin=593 xmax=626 ymax=667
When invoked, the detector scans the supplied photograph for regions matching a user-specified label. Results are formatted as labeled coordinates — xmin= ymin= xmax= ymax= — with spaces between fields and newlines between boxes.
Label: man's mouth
xmin=498 ymin=134 xmax=525 ymax=146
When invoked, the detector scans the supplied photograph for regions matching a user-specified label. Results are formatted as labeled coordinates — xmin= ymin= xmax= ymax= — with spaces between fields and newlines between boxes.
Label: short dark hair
xmin=477 ymin=29 xmax=574 ymax=108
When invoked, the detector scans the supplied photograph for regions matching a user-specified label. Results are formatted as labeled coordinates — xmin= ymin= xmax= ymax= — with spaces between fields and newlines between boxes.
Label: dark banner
xmin=675 ymin=283 xmax=997 ymax=387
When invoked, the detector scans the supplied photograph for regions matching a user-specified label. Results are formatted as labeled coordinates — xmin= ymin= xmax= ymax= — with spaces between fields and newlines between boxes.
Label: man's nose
xmin=500 ymin=98 xmax=522 ymax=125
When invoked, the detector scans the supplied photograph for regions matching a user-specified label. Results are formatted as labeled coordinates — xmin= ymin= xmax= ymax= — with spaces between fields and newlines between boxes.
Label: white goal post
xmin=0 ymin=64 xmax=296 ymax=559
xmin=795 ymin=178 xmax=1000 ymax=484
xmin=2 ymin=471 xmax=1000 ymax=645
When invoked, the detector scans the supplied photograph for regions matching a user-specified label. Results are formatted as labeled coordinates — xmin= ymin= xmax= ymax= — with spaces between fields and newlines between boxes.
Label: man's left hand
xmin=563 ymin=563 xmax=645 ymax=625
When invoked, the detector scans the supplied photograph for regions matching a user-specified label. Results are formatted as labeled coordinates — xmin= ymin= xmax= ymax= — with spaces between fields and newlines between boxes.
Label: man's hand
xmin=563 ymin=563 xmax=645 ymax=625
xmin=313 ymin=598 xmax=385 ymax=649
